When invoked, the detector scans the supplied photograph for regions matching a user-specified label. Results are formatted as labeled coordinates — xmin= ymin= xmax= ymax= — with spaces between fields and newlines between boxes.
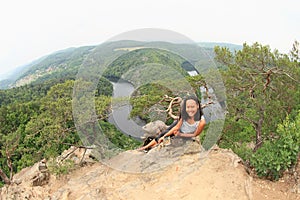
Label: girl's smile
xmin=185 ymin=99 xmax=199 ymax=118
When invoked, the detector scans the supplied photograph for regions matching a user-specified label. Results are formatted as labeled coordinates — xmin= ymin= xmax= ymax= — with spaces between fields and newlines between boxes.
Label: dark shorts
xmin=154 ymin=120 xmax=178 ymax=142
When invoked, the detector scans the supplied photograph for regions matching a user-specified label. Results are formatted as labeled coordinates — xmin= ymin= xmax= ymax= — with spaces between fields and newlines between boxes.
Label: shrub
xmin=48 ymin=159 xmax=76 ymax=177
xmin=251 ymin=111 xmax=300 ymax=180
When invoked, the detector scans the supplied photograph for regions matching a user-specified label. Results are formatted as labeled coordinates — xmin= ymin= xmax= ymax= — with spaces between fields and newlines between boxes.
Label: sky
xmin=0 ymin=0 xmax=299 ymax=79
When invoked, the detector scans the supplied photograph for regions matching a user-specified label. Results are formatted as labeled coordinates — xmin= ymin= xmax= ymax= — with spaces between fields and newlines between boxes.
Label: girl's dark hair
xmin=181 ymin=95 xmax=203 ymax=121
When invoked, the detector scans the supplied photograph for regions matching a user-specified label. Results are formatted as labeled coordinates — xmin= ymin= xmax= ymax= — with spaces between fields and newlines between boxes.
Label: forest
xmin=0 ymin=40 xmax=299 ymax=186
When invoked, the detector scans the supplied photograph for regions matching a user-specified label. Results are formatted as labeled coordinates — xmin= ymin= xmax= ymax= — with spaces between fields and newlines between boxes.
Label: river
xmin=108 ymin=79 xmax=145 ymax=139
xmin=108 ymin=71 xmax=225 ymax=139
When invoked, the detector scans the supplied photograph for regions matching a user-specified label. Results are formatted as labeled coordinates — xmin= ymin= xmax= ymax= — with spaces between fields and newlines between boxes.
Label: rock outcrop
xmin=141 ymin=120 xmax=168 ymax=139
xmin=107 ymin=137 xmax=204 ymax=173
xmin=0 ymin=159 xmax=51 ymax=200
xmin=1 ymin=141 xmax=299 ymax=200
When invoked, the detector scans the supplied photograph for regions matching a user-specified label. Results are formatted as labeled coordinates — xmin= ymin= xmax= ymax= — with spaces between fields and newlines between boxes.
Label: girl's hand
xmin=175 ymin=131 xmax=181 ymax=137
xmin=158 ymin=137 xmax=164 ymax=143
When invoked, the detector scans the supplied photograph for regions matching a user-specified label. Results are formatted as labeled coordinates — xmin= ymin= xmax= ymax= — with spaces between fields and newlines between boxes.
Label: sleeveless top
xmin=180 ymin=115 xmax=205 ymax=133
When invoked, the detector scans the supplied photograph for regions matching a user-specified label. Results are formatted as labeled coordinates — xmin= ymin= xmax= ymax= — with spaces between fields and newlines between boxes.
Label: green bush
xmin=218 ymin=118 xmax=255 ymax=161
xmin=251 ymin=111 xmax=300 ymax=180
xmin=48 ymin=159 xmax=76 ymax=177
xmin=232 ymin=144 xmax=253 ymax=162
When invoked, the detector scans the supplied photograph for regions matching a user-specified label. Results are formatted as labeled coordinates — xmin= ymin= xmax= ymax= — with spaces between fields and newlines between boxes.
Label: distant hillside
xmin=198 ymin=42 xmax=242 ymax=52
xmin=0 ymin=51 xmax=59 ymax=89
xmin=0 ymin=41 xmax=242 ymax=89
xmin=0 ymin=41 xmax=212 ymax=89
xmin=0 ymin=46 xmax=95 ymax=89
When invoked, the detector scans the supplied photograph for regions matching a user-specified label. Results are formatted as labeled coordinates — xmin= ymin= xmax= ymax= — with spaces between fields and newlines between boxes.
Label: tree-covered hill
xmin=1 ymin=40 xmax=210 ymax=89
xmin=103 ymin=47 xmax=189 ymax=79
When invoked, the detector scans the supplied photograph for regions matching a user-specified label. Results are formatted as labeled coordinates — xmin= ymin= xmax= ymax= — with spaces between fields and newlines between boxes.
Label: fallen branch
xmin=59 ymin=143 xmax=96 ymax=164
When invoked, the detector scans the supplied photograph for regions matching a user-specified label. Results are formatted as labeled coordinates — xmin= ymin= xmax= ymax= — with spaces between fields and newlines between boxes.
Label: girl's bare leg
xmin=137 ymin=140 xmax=158 ymax=151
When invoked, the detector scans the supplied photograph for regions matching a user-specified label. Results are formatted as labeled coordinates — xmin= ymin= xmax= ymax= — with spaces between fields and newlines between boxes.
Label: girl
xmin=137 ymin=95 xmax=205 ymax=151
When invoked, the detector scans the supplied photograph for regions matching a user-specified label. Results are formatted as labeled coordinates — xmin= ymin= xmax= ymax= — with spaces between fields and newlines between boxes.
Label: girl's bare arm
xmin=158 ymin=119 xmax=183 ymax=142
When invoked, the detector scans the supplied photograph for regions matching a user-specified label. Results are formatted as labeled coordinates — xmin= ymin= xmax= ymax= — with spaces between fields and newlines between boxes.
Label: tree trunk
xmin=0 ymin=168 xmax=11 ymax=185
xmin=254 ymin=110 xmax=264 ymax=152
xmin=254 ymin=127 xmax=263 ymax=152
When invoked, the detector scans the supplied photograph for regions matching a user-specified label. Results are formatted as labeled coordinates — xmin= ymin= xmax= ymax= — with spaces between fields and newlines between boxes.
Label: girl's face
xmin=185 ymin=99 xmax=199 ymax=118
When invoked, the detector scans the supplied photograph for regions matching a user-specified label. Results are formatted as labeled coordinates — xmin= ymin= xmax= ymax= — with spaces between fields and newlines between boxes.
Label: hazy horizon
xmin=0 ymin=0 xmax=299 ymax=80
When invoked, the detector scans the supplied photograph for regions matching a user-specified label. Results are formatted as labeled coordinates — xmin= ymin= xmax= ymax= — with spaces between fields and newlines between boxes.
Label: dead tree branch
xmin=57 ymin=143 xmax=96 ymax=166
xmin=164 ymin=95 xmax=182 ymax=120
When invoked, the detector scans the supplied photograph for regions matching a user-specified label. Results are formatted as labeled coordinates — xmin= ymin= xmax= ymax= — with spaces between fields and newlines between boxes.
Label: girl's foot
xmin=136 ymin=149 xmax=148 ymax=153
xmin=136 ymin=147 xmax=144 ymax=151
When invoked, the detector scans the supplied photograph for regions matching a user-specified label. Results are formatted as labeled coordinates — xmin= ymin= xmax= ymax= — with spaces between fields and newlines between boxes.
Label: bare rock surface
xmin=1 ymin=142 xmax=299 ymax=200
xmin=141 ymin=120 xmax=169 ymax=139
